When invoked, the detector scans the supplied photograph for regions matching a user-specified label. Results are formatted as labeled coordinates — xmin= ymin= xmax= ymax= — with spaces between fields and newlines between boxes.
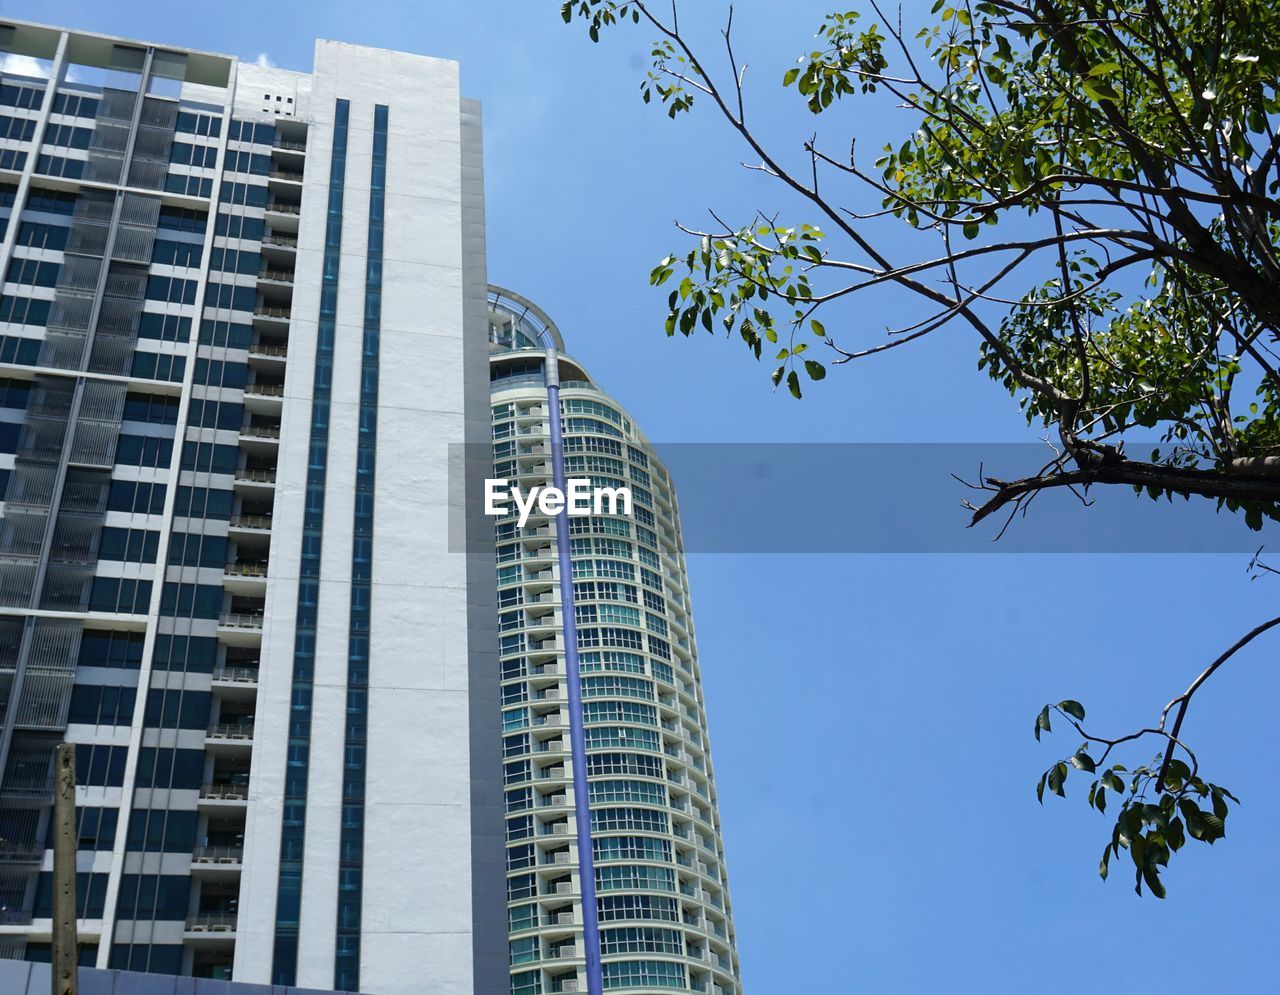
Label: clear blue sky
xmin=10 ymin=0 xmax=1279 ymax=988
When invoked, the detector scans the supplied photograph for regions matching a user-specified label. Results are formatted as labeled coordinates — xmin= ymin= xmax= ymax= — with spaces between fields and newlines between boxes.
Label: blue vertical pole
xmin=544 ymin=348 xmax=604 ymax=995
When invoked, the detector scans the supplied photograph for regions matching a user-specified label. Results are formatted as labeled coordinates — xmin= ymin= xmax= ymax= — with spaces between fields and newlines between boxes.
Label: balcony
xmin=244 ymin=382 xmax=284 ymax=399
xmin=199 ymin=783 xmax=249 ymax=803
xmin=223 ymin=562 xmax=268 ymax=597
xmin=192 ymin=845 xmax=244 ymax=865
xmin=212 ymin=663 xmax=260 ymax=685
xmin=239 ymin=423 xmax=281 ymax=443
xmin=269 ymin=168 xmax=304 ymax=183
xmin=261 ymin=233 xmax=297 ymax=251
xmin=223 ymin=561 xmax=268 ymax=579
xmin=249 ymin=341 xmax=288 ymax=360
xmin=234 ymin=467 xmax=277 ymax=492
xmin=266 ymin=201 xmax=300 ymax=215
xmin=185 ymin=913 xmax=237 ymax=936
xmin=229 ymin=514 xmax=273 ymax=533
xmin=252 ymin=305 xmax=291 ymax=325
xmin=217 ymin=613 xmax=265 ymax=644
xmin=257 ymin=267 xmax=295 ymax=285
xmin=206 ymin=722 xmax=254 ymax=741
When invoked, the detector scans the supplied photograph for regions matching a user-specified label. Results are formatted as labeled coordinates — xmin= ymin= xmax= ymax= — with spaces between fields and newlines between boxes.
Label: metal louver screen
xmin=69 ymin=381 xmax=126 ymax=466
xmin=127 ymin=99 xmax=178 ymax=190
xmin=55 ymin=255 xmax=104 ymax=293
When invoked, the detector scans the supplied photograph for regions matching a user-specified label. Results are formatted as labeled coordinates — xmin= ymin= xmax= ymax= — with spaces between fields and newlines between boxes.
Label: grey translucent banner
xmin=449 ymin=443 xmax=1280 ymax=553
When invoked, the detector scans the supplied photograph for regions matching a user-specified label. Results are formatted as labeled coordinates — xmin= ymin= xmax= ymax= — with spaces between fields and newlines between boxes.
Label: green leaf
xmin=1081 ymin=78 xmax=1120 ymax=102
xmin=1034 ymin=705 xmax=1051 ymax=741
xmin=783 ymin=67 xmax=800 ymax=87
xmin=1046 ymin=761 xmax=1068 ymax=797
xmin=1142 ymin=863 xmax=1167 ymax=899
xmin=810 ymin=318 xmax=826 ymax=338
xmin=1058 ymin=700 xmax=1086 ymax=721
xmin=1071 ymin=751 xmax=1096 ymax=773
xmin=787 ymin=370 xmax=802 ymax=399
xmin=804 ymin=359 xmax=827 ymax=381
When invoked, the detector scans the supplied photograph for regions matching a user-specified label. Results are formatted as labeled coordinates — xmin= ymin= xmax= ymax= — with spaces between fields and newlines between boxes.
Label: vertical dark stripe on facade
xmin=333 ymin=103 xmax=387 ymax=994
xmin=271 ymin=97 xmax=349 ymax=987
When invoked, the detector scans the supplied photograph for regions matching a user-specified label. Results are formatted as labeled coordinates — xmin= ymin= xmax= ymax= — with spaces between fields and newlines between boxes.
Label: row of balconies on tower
xmin=177 ymin=117 xmax=306 ymax=980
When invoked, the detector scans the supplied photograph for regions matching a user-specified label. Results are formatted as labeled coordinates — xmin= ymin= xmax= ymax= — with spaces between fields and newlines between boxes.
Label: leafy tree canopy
xmin=559 ymin=0 xmax=1280 ymax=896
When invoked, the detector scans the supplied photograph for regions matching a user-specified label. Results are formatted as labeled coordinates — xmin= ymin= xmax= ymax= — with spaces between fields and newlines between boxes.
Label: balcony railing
xmin=218 ymin=612 xmax=265 ymax=630
xmin=230 ymin=514 xmax=273 ymax=530
xmin=266 ymin=200 xmax=300 ymax=215
xmin=239 ymin=424 xmax=281 ymax=440
xmin=234 ymin=468 xmax=276 ymax=484
xmin=257 ymin=268 xmax=295 ymax=283
xmin=249 ymin=342 xmax=288 ymax=357
xmin=262 ymin=234 xmax=297 ymax=249
xmin=200 ymin=783 xmax=249 ymax=801
xmin=212 ymin=664 xmax=260 ymax=684
xmin=270 ymin=168 xmax=304 ymax=182
xmin=186 ymin=913 xmax=238 ymax=932
xmin=253 ymin=305 xmax=291 ymax=320
xmin=207 ymin=722 xmax=255 ymax=740
xmin=192 ymin=845 xmax=244 ymax=864
xmin=274 ymin=138 xmax=307 ymax=152
xmin=245 ymin=383 xmax=284 ymax=397
xmin=203 ymin=722 xmax=253 ymax=737
xmin=223 ymin=561 xmax=268 ymax=577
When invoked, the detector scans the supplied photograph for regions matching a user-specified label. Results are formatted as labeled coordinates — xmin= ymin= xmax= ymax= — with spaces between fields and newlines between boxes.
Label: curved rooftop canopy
xmin=487 ymin=285 xmax=564 ymax=353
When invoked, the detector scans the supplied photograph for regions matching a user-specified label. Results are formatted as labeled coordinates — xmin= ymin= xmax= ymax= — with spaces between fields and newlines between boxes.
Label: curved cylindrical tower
xmin=487 ymin=288 xmax=743 ymax=995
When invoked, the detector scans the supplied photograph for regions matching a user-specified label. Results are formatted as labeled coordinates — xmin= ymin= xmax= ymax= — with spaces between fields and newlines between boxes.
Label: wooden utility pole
xmin=51 ymin=743 xmax=77 ymax=995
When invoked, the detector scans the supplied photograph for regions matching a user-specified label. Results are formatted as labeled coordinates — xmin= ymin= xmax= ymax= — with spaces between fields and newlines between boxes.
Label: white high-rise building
xmin=486 ymin=290 xmax=742 ymax=995
xmin=0 ymin=19 xmax=502 ymax=994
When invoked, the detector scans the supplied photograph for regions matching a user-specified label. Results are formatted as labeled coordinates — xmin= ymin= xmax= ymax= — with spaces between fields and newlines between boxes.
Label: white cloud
xmin=0 ymin=53 xmax=50 ymax=79
xmin=253 ymin=52 xmax=275 ymax=69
